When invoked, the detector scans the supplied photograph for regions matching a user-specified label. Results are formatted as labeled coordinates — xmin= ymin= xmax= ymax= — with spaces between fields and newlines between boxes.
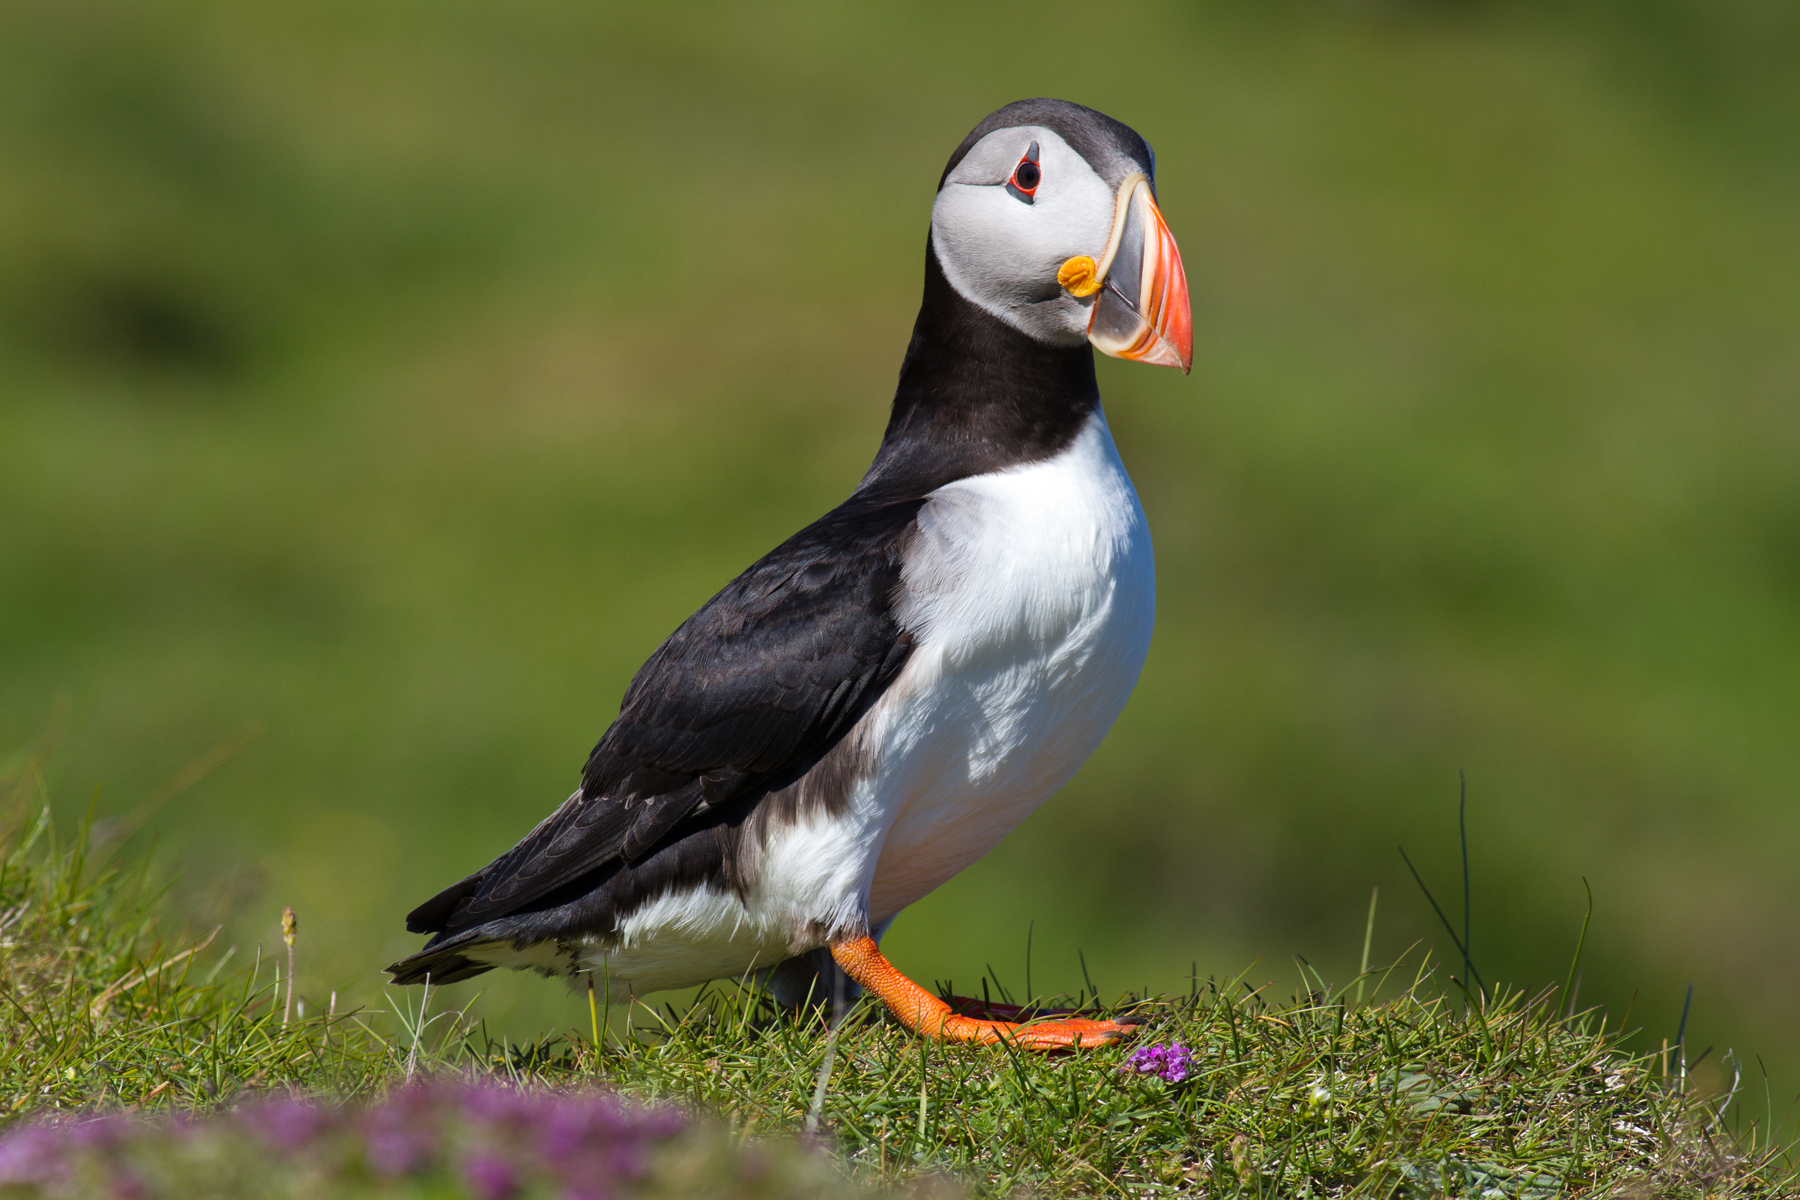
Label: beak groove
xmin=1082 ymin=175 xmax=1192 ymax=374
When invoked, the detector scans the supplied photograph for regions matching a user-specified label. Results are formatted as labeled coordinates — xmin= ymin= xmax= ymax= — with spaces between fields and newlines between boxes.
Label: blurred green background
xmin=3 ymin=0 xmax=1796 ymax=1099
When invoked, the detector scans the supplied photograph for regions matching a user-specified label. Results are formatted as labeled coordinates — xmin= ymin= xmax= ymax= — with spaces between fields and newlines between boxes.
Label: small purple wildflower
xmin=359 ymin=1089 xmax=441 ymax=1178
xmin=1121 ymin=1041 xmax=1194 ymax=1083
xmin=236 ymin=1097 xmax=336 ymax=1152
xmin=463 ymin=1152 xmax=520 ymax=1200
xmin=605 ymin=1141 xmax=649 ymax=1180
xmin=0 ymin=1126 xmax=74 ymax=1189
xmin=362 ymin=1124 xmax=438 ymax=1177
xmin=461 ymin=1079 xmax=542 ymax=1131
xmin=360 ymin=1115 xmax=437 ymax=1173
xmin=0 ymin=1080 xmax=716 ymax=1199
xmin=66 ymin=1113 xmax=136 ymax=1152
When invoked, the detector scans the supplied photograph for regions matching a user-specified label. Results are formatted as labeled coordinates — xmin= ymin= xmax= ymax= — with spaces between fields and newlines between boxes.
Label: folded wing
xmin=402 ymin=492 xmax=925 ymax=946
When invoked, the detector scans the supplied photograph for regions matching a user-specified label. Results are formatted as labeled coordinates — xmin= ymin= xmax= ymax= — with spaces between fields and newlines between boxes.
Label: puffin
xmin=388 ymin=98 xmax=1191 ymax=1049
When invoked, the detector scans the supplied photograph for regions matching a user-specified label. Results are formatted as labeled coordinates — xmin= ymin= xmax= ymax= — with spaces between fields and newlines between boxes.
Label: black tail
xmin=390 ymin=870 xmax=493 ymax=984
xmin=385 ymin=931 xmax=495 ymax=986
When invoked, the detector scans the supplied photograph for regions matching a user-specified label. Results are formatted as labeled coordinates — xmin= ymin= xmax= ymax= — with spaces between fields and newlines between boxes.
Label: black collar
xmin=856 ymin=239 xmax=1100 ymax=501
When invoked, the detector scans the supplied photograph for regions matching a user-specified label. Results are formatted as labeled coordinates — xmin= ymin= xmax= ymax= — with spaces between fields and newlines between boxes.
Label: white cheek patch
xmin=931 ymin=127 xmax=1115 ymax=346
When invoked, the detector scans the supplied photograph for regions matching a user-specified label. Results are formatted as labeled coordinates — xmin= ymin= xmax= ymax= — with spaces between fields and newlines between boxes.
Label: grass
xmin=2 ymin=761 xmax=1792 ymax=1198
xmin=594 ymin=973 xmax=1784 ymax=1198
xmin=0 ymin=758 xmax=394 ymax=1114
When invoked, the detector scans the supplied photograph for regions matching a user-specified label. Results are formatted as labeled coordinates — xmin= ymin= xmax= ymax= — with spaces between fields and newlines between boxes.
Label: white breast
xmin=859 ymin=409 xmax=1155 ymax=922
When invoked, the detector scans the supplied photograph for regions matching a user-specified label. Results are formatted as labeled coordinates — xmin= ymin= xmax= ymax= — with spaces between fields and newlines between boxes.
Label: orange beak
xmin=1083 ymin=176 xmax=1192 ymax=374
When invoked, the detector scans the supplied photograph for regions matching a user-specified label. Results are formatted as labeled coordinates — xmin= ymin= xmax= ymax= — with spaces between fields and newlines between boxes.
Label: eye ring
xmin=1006 ymin=140 xmax=1041 ymax=203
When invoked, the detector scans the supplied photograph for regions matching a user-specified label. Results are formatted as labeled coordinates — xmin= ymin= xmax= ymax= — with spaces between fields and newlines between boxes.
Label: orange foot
xmin=830 ymin=936 xmax=1137 ymax=1050
xmin=943 ymin=995 xmax=1060 ymax=1021
xmin=941 ymin=995 xmax=1136 ymax=1024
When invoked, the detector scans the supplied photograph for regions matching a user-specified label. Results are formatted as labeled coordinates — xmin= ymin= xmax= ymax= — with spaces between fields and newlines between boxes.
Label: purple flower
xmin=363 ymin=1125 xmax=437 ymax=1177
xmin=0 ymin=1079 xmax=703 ymax=1199
xmin=539 ymin=1096 xmax=637 ymax=1163
xmin=236 ymin=1098 xmax=336 ymax=1152
xmin=463 ymin=1153 xmax=520 ymax=1200
xmin=605 ymin=1142 xmax=648 ymax=1180
xmin=461 ymin=1081 xmax=543 ymax=1132
xmin=359 ymin=1089 xmax=440 ymax=1177
xmin=67 ymin=1114 xmax=135 ymax=1152
xmin=0 ymin=1126 xmax=74 ymax=1187
xmin=1122 ymin=1041 xmax=1195 ymax=1083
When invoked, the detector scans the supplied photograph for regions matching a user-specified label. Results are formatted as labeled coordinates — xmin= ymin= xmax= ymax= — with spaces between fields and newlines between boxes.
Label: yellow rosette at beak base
xmin=1057 ymin=255 xmax=1103 ymax=298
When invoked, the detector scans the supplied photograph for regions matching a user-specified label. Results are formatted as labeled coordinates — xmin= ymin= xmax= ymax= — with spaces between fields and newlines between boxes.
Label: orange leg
xmin=829 ymin=936 xmax=1136 ymax=1050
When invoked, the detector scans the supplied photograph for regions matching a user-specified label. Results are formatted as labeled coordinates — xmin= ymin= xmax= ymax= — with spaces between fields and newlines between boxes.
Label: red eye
xmin=1007 ymin=140 xmax=1041 ymax=202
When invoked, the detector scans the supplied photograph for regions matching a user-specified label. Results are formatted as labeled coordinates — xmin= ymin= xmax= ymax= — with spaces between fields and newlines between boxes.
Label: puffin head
xmin=931 ymin=99 xmax=1192 ymax=373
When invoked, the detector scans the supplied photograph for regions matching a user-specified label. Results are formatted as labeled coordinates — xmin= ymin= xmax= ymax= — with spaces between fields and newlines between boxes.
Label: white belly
xmin=559 ymin=410 xmax=1153 ymax=996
